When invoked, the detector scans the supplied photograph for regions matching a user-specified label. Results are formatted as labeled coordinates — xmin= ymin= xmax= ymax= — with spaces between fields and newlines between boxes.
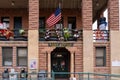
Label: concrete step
xmin=55 ymin=78 xmax=69 ymax=80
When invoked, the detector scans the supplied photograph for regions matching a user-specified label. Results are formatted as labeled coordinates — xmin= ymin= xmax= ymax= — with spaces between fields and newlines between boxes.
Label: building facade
xmin=0 ymin=0 xmax=119 ymax=79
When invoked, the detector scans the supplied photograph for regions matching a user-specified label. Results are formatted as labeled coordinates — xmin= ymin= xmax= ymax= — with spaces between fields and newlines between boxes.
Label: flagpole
xmin=58 ymin=1 xmax=63 ymax=41
xmin=59 ymin=1 xmax=61 ymax=9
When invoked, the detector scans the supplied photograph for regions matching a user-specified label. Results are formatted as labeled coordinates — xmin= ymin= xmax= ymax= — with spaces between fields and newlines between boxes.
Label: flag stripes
xmin=46 ymin=7 xmax=61 ymax=27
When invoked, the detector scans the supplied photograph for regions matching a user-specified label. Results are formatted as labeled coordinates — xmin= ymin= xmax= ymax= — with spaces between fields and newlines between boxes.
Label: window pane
xmin=18 ymin=48 xmax=27 ymax=57
xmin=68 ymin=17 xmax=76 ymax=29
xmin=14 ymin=17 xmax=22 ymax=36
xmin=39 ymin=17 xmax=45 ymax=29
xmin=96 ymin=51 xmax=104 ymax=57
xmin=96 ymin=48 xmax=104 ymax=57
xmin=95 ymin=47 xmax=106 ymax=67
xmin=1 ymin=17 xmax=10 ymax=29
xmin=18 ymin=58 xmax=27 ymax=66
xmin=55 ymin=17 xmax=63 ymax=29
xmin=17 ymin=47 xmax=27 ymax=66
xmin=2 ymin=47 xmax=13 ymax=66
xmin=96 ymin=58 xmax=104 ymax=66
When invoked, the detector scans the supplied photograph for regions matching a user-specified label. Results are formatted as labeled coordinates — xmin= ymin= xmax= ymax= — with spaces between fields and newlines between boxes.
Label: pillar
xmin=28 ymin=0 xmax=39 ymax=73
xmin=108 ymin=0 xmax=120 ymax=74
xmin=46 ymin=47 xmax=55 ymax=78
xmin=70 ymin=52 xmax=74 ymax=77
xmin=47 ymin=52 xmax=51 ymax=78
xmin=82 ymin=0 xmax=94 ymax=73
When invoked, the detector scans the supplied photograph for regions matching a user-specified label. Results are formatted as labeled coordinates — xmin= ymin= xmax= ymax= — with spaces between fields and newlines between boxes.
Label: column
xmin=108 ymin=0 xmax=119 ymax=30
xmin=13 ymin=47 xmax=17 ymax=67
xmin=82 ymin=0 xmax=94 ymax=72
xmin=109 ymin=0 xmax=120 ymax=74
xmin=28 ymin=0 xmax=39 ymax=73
xmin=48 ymin=52 xmax=51 ymax=78
xmin=0 ymin=47 xmax=2 ymax=67
xmin=70 ymin=52 xmax=74 ymax=77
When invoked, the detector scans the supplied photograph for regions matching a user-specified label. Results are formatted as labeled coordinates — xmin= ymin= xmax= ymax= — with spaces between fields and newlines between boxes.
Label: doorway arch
xmin=51 ymin=47 xmax=70 ymax=78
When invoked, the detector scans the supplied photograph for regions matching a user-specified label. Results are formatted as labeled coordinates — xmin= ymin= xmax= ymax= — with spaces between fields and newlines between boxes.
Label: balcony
xmin=0 ymin=29 xmax=28 ymax=41
xmin=93 ymin=30 xmax=109 ymax=42
xmin=39 ymin=29 xmax=83 ymax=42
xmin=0 ymin=29 xmax=109 ymax=42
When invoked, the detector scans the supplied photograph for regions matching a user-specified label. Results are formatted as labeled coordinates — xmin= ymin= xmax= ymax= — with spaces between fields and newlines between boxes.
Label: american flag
xmin=46 ymin=7 xmax=61 ymax=27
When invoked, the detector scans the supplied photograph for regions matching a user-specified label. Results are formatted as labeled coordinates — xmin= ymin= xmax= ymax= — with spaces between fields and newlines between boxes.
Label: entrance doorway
xmin=14 ymin=17 xmax=22 ymax=36
xmin=51 ymin=47 xmax=70 ymax=78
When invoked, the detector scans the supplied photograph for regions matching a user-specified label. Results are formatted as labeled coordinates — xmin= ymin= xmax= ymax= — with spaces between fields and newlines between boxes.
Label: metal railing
xmin=93 ymin=30 xmax=109 ymax=42
xmin=0 ymin=29 xmax=110 ymax=42
xmin=1 ymin=72 xmax=120 ymax=80
xmin=39 ymin=29 xmax=83 ymax=41
xmin=0 ymin=29 xmax=28 ymax=41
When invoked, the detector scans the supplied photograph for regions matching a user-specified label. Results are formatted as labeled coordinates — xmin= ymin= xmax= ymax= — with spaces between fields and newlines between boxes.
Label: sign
xmin=112 ymin=60 xmax=120 ymax=66
xmin=30 ymin=59 xmax=37 ymax=69
xmin=48 ymin=43 xmax=73 ymax=47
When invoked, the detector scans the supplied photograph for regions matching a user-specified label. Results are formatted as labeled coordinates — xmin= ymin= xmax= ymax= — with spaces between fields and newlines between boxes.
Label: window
xmin=68 ymin=17 xmax=76 ymax=29
xmin=54 ymin=18 xmax=63 ymax=37
xmin=95 ymin=47 xmax=106 ymax=67
xmin=2 ymin=47 xmax=13 ymax=66
xmin=39 ymin=17 xmax=45 ymax=29
xmin=17 ymin=47 xmax=27 ymax=66
xmin=55 ymin=17 xmax=63 ymax=29
xmin=1 ymin=17 xmax=10 ymax=29
xmin=14 ymin=17 xmax=22 ymax=36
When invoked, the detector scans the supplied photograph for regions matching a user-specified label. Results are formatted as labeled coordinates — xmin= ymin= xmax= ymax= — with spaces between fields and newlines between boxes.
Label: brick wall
xmin=74 ymin=45 xmax=83 ymax=72
xmin=108 ymin=0 xmax=119 ymax=30
xmin=0 ymin=9 xmax=82 ymax=29
xmin=0 ymin=9 xmax=28 ymax=30
xmin=93 ymin=42 xmax=111 ymax=74
xmin=0 ymin=8 xmax=111 ymax=74
xmin=82 ymin=0 xmax=92 ymax=30
xmin=0 ymin=0 xmax=115 ymax=76
xmin=29 ymin=0 xmax=39 ymax=30
xmin=39 ymin=47 xmax=47 ymax=71
xmin=0 ymin=41 xmax=28 ymax=78
xmin=0 ymin=8 xmax=83 ymax=73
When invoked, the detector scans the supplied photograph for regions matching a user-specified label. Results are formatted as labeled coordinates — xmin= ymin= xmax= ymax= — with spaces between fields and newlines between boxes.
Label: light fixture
xmin=95 ymin=0 xmax=99 ymax=7
xmin=56 ymin=54 xmax=63 ymax=57
xmin=96 ymin=2 xmax=99 ymax=7
xmin=11 ymin=1 xmax=15 ymax=6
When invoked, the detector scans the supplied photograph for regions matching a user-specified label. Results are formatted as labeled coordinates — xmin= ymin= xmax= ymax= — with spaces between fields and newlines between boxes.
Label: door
xmin=14 ymin=17 xmax=22 ymax=36
xmin=51 ymin=47 xmax=70 ymax=78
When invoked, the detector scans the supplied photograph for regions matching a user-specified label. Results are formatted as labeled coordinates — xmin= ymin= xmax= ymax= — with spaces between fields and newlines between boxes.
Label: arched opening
xmin=51 ymin=47 xmax=70 ymax=78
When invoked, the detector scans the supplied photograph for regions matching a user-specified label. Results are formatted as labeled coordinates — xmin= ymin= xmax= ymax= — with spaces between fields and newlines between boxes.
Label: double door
xmin=51 ymin=49 xmax=70 ymax=78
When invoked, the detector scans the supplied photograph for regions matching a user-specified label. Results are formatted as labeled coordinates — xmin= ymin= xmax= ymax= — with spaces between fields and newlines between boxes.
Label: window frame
xmin=67 ymin=17 xmax=76 ymax=29
xmin=1 ymin=17 xmax=10 ymax=29
xmin=39 ymin=17 xmax=46 ymax=29
xmin=17 ymin=47 xmax=28 ymax=66
xmin=2 ymin=47 xmax=13 ymax=66
xmin=95 ymin=47 xmax=106 ymax=67
xmin=54 ymin=17 xmax=64 ymax=29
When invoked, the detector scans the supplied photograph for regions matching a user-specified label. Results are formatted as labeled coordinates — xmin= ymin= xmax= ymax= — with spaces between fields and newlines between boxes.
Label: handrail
xmin=0 ymin=29 xmax=28 ymax=41
xmin=1 ymin=72 xmax=120 ymax=80
xmin=39 ymin=28 xmax=83 ymax=41
xmin=93 ymin=30 xmax=109 ymax=42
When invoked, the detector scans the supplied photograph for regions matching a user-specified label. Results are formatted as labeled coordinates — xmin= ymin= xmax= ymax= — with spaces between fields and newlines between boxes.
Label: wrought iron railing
xmin=93 ymin=30 xmax=109 ymax=42
xmin=0 ymin=29 xmax=110 ymax=42
xmin=1 ymin=72 xmax=120 ymax=80
xmin=39 ymin=29 xmax=83 ymax=41
xmin=0 ymin=29 xmax=28 ymax=41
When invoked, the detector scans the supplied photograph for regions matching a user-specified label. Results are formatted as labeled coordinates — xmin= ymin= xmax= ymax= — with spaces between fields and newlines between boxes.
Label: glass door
xmin=51 ymin=48 xmax=70 ymax=78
